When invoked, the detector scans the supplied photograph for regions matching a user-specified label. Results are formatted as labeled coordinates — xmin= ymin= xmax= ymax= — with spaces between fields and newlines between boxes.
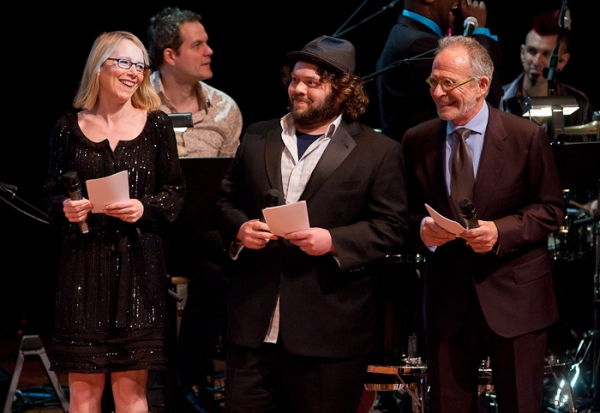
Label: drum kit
xmin=362 ymin=348 xmax=589 ymax=413
xmin=564 ymin=120 xmax=599 ymax=138
xmin=548 ymin=189 xmax=597 ymax=261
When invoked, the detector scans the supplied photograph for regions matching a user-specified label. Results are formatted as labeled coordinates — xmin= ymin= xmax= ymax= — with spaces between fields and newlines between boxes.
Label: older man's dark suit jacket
xmin=376 ymin=13 xmax=503 ymax=143
xmin=402 ymin=105 xmax=565 ymax=339
xmin=215 ymin=118 xmax=408 ymax=358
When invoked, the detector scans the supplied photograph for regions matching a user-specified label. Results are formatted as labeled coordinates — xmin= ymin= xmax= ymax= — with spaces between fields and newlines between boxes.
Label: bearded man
xmin=215 ymin=35 xmax=408 ymax=413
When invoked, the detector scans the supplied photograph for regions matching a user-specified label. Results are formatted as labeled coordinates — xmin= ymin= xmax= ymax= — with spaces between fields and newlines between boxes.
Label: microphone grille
xmin=464 ymin=16 xmax=479 ymax=29
xmin=265 ymin=189 xmax=280 ymax=207
xmin=63 ymin=171 xmax=81 ymax=191
xmin=459 ymin=199 xmax=475 ymax=215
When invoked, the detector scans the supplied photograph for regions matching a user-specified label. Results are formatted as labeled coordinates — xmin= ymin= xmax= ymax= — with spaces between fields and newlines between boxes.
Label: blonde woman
xmin=43 ymin=31 xmax=185 ymax=413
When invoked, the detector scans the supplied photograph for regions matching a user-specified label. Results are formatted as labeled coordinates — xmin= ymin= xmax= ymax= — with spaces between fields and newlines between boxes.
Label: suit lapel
xmin=265 ymin=126 xmax=285 ymax=196
xmin=300 ymin=121 xmax=357 ymax=201
xmin=473 ymin=106 xmax=509 ymax=217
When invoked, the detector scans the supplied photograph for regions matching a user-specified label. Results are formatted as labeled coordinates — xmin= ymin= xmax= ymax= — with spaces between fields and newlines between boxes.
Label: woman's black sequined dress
xmin=43 ymin=110 xmax=185 ymax=373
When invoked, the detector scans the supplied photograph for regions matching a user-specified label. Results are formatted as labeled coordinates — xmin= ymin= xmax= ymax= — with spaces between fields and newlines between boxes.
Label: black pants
xmin=426 ymin=285 xmax=548 ymax=413
xmin=178 ymin=259 xmax=229 ymax=388
xmin=174 ymin=230 xmax=231 ymax=389
xmin=225 ymin=341 xmax=370 ymax=413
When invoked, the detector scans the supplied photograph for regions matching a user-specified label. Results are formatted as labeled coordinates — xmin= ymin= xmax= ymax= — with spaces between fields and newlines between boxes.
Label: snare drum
xmin=364 ymin=361 xmax=428 ymax=413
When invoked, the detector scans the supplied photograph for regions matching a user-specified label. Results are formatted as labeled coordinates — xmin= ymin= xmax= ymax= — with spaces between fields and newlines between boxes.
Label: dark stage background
xmin=1 ymin=1 xmax=598 ymax=338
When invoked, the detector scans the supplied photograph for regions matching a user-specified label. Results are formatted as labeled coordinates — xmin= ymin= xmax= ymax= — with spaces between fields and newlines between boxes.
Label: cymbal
xmin=564 ymin=120 xmax=599 ymax=136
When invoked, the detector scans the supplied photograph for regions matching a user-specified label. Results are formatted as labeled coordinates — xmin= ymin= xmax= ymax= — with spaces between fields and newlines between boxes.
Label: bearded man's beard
xmin=527 ymin=72 xmax=542 ymax=85
xmin=290 ymin=92 xmax=339 ymax=127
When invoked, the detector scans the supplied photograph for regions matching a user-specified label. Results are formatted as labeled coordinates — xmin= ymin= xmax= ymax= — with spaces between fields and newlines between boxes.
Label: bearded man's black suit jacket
xmin=216 ymin=118 xmax=408 ymax=359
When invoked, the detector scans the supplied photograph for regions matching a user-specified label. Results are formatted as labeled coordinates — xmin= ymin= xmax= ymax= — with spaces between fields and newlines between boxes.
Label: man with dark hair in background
xmin=147 ymin=7 xmax=242 ymax=412
xmin=500 ymin=9 xmax=594 ymax=139
xmin=501 ymin=14 xmax=598 ymax=408
xmin=147 ymin=7 xmax=242 ymax=157
xmin=376 ymin=0 xmax=503 ymax=143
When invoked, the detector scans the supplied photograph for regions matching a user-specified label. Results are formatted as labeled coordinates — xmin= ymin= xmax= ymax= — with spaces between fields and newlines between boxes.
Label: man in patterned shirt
xmin=147 ymin=7 xmax=243 ymax=158
xmin=147 ymin=7 xmax=242 ymax=412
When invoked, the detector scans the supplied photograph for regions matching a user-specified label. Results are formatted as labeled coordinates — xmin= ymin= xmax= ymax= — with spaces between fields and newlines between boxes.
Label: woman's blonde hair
xmin=73 ymin=31 xmax=161 ymax=111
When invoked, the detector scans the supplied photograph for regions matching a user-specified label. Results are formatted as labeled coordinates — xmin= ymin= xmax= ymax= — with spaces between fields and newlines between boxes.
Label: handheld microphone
xmin=262 ymin=189 xmax=281 ymax=222
xmin=462 ymin=16 xmax=479 ymax=37
xmin=63 ymin=171 xmax=89 ymax=234
xmin=459 ymin=199 xmax=479 ymax=229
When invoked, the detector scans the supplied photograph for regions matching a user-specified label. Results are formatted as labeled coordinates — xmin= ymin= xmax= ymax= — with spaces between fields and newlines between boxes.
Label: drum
xmin=364 ymin=360 xmax=497 ymax=412
xmin=548 ymin=207 xmax=595 ymax=261
xmin=364 ymin=360 xmax=428 ymax=413
xmin=542 ymin=360 xmax=576 ymax=413
xmin=363 ymin=358 xmax=577 ymax=413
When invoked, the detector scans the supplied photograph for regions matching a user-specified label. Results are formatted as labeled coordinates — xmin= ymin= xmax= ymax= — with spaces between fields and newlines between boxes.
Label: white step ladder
xmin=3 ymin=335 xmax=69 ymax=413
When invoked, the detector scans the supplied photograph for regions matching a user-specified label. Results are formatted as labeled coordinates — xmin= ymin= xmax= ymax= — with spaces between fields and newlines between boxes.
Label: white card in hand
xmin=262 ymin=201 xmax=310 ymax=237
xmin=425 ymin=203 xmax=466 ymax=235
xmin=85 ymin=170 xmax=130 ymax=213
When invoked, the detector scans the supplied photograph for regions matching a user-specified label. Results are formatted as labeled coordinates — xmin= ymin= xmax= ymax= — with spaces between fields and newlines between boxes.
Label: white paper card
xmin=86 ymin=170 xmax=130 ymax=213
xmin=425 ymin=203 xmax=466 ymax=235
xmin=262 ymin=201 xmax=310 ymax=237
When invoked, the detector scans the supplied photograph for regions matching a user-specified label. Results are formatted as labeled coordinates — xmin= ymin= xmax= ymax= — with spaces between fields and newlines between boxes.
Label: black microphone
xmin=63 ymin=171 xmax=89 ymax=234
xmin=462 ymin=16 xmax=479 ymax=37
xmin=0 ymin=181 xmax=18 ymax=198
xmin=459 ymin=199 xmax=479 ymax=229
xmin=262 ymin=189 xmax=281 ymax=222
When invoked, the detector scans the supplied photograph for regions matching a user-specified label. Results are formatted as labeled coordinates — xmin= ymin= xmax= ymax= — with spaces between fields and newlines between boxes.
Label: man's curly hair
xmin=282 ymin=65 xmax=369 ymax=121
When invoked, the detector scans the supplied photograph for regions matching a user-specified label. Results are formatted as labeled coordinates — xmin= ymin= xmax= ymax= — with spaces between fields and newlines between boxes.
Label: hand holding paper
xmin=85 ymin=170 xmax=130 ymax=213
xmin=425 ymin=203 xmax=466 ymax=235
xmin=262 ymin=201 xmax=310 ymax=237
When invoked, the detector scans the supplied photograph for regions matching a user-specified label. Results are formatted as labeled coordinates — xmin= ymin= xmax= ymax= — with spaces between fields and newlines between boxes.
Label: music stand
xmin=160 ymin=156 xmax=233 ymax=410
xmin=167 ymin=112 xmax=193 ymax=130
xmin=522 ymin=96 xmax=579 ymax=144
xmin=164 ymin=156 xmax=232 ymax=276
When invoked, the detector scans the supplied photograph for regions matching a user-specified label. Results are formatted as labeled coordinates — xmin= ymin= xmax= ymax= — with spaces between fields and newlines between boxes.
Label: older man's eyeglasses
xmin=426 ymin=76 xmax=474 ymax=92
xmin=105 ymin=58 xmax=149 ymax=74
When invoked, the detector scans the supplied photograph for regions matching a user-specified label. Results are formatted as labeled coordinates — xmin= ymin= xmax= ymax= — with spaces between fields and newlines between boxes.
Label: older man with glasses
xmin=402 ymin=35 xmax=565 ymax=412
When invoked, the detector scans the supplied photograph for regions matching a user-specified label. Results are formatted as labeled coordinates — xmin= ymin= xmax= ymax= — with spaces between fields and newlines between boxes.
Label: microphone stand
xmin=332 ymin=0 xmax=401 ymax=38
xmin=331 ymin=0 xmax=433 ymax=82
xmin=544 ymin=0 xmax=571 ymax=143
xmin=361 ymin=47 xmax=437 ymax=82
xmin=332 ymin=0 xmax=369 ymax=37
xmin=546 ymin=0 xmax=570 ymax=96
xmin=594 ymin=180 xmax=600 ymax=403
xmin=545 ymin=43 xmax=561 ymax=97
xmin=0 ymin=185 xmax=49 ymax=225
